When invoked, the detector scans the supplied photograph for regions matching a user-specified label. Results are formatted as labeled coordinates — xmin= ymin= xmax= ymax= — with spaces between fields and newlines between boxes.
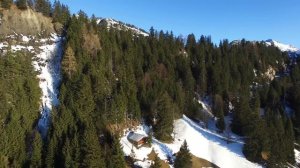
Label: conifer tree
xmin=232 ymin=94 xmax=252 ymax=136
xmin=154 ymin=92 xmax=174 ymax=141
xmin=198 ymin=44 xmax=207 ymax=95
xmin=213 ymin=94 xmax=225 ymax=131
xmin=61 ymin=45 xmax=77 ymax=78
xmin=35 ymin=0 xmax=51 ymax=16
xmin=30 ymin=133 xmax=42 ymax=167
xmin=62 ymin=138 xmax=73 ymax=168
xmin=1 ymin=0 xmax=13 ymax=9
xmin=243 ymin=118 xmax=270 ymax=162
xmin=174 ymin=140 xmax=192 ymax=168
xmin=27 ymin=0 xmax=34 ymax=8
xmin=81 ymin=128 xmax=106 ymax=168
xmin=52 ymin=0 xmax=70 ymax=24
xmin=52 ymin=0 xmax=62 ymax=22
xmin=150 ymin=154 xmax=162 ymax=168
xmin=15 ymin=0 xmax=27 ymax=10
xmin=109 ymin=137 xmax=126 ymax=168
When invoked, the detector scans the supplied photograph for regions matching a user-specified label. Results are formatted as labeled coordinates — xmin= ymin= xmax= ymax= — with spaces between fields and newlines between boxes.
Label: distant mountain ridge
xmin=231 ymin=39 xmax=299 ymax=57
xmin=265 ymin=39 xmax=300 ymax=55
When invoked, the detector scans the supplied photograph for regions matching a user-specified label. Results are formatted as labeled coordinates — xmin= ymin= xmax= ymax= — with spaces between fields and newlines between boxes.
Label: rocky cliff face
xmin=0 ymin=6 xmax=55 ymax=35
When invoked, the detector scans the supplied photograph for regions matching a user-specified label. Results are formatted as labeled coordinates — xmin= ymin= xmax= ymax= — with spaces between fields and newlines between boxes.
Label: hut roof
xmin=128 ymin=132 xmax=147 ymax=142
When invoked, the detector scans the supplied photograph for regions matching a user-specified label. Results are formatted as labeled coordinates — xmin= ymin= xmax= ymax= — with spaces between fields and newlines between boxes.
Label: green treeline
xmin=0 ymin=52 xmax=42 ymax=167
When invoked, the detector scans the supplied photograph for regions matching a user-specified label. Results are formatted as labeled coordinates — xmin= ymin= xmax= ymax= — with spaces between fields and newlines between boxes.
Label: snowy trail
xmin=183 ymin=115 xmax=244 ymax=144
xmin=32 ymin=34 xmax=64 ymax=137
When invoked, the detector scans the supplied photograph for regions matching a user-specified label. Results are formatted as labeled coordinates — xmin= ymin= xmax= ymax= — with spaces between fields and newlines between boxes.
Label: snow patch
xmin=295 ymin=149 xmax=300 ymax=165
xmin=0 ymin=42 xmax=8 ymax=49
xmin=11 ymin=45 xmax=26 ymax=51
xmin=22 ymin=35 xmax=31 ymax=42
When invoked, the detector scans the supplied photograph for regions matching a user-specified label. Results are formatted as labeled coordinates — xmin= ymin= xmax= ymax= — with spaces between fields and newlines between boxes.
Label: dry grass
xmin=191 ymin=155 xmax=219 ymax=168
xmin=82 ymin=25 xmax=101 ymax=56
xmin=107 ymin=119 xmax=141 ymax=135
xmin=147 ymin=149 xmax=170 ymax=168
xmin=148 ymin=149 xmax=219 ymax=168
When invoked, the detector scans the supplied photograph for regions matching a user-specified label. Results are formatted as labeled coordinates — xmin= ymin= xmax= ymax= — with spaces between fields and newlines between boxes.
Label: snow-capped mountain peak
xmin=97 ymin=18 xmax=149 ymax=36
xmin=265 ymin=39 xmax=300 ymax=54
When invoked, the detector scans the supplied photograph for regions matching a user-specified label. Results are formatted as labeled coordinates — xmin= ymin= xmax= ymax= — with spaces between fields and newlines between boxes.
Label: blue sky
xmin=55 ymin=0 xmax=300 ymax=48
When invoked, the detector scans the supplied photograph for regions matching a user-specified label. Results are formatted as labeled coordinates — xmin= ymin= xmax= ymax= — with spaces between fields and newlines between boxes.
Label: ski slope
xmin=120 ymin=115 xmax=262 ymax=168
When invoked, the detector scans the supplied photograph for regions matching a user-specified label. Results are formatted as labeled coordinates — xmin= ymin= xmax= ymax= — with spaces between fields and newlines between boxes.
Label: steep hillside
xmin=0 ymin=6 xmax=55 ymax=35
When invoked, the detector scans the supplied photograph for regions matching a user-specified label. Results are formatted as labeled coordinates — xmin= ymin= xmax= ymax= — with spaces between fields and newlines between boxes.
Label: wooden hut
xmin=127 ymin=132 xmax=148 ymax=148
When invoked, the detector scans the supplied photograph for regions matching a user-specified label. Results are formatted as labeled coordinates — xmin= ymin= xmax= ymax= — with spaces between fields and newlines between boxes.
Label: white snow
xmin=32 ymin=34 xmax=64 ymax=137
xmin=295 ymin=149 xmax=300 ymax=165
xmin=11 ymin=45 xmax=26 ymax=51
xmin=265 ymin=39 xmax=300 ymax=54
xmin=22 ymin=35 xmax=31 ymax=42
xmin=253 ymin=69 xmax=258 ymax=77
xmin=97 ymin=18 xmax=149 ymax=36
xmin=120 ymin=115 xmax=261 ymax=168
xmin=0 ymin=42 xmax=8 ymax=49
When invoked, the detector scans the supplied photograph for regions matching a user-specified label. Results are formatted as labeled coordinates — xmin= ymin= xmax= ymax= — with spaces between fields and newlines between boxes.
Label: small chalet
xmin=127 ymin=132 xmax=148 ymax=148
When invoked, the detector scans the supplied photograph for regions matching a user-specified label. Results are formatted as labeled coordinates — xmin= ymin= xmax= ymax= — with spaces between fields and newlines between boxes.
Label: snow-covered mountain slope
xmin=265 ymin=39 xmax=300 ymax=55
xmin=120 ymin=115 xmax=262 ymax=168
xmin=1 ymin=33 xmax=64 ymax=137
xmin=97 ymin=18 xmax=149 ymax=36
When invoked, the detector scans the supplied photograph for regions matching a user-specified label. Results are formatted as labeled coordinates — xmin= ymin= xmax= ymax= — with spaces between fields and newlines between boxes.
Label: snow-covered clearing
xmin=120 ymin=115 xmax=262 ymax=168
